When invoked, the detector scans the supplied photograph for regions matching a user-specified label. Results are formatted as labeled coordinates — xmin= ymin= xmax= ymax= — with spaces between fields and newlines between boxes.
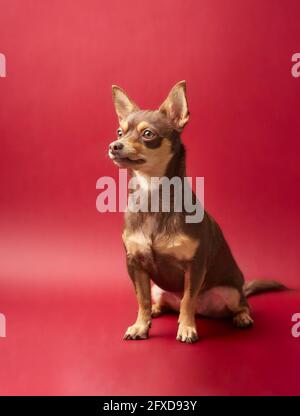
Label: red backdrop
xmin=0 ymin=0 xmax=299 ymax=395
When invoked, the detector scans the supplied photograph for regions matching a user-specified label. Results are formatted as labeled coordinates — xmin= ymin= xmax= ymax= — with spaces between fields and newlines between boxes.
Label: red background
xmin=0 ymin=0 xmax=299 ymax=395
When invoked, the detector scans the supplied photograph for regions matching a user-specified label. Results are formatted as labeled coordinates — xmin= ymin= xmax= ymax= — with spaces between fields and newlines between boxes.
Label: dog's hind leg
xmin=196 ymin=286 xmax=254 ymax=327
xmin=232 ymin=294 xmax=254 ymax=328
xmin=151 ymin=284 xmax=181 ymax=317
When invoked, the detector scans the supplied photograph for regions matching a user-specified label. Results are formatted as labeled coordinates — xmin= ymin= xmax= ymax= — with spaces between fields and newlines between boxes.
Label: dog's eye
xmin=117 ymin=128 xmax=123 ymax=137
xmin=142 ymin=129 xmax=154 ymax=139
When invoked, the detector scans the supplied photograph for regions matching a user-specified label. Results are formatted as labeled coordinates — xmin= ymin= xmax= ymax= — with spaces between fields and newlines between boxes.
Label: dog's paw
xmin=176 ymin=323 xmax=199 ymax=343
xmin=123 ymin=323 xmax=150 ymax=340
xmin=151 ymin=304 xmax=164 ymax=318
xmin=233 ymin=311 xmax=254 ymax=328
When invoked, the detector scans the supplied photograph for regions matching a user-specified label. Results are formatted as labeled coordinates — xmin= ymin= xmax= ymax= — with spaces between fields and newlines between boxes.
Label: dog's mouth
xmin=110 ymin=153 xmax=146 ymax=166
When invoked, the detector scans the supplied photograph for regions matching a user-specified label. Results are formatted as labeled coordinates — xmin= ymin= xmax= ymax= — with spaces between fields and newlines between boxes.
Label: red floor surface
xmin=0 ymin=220 xmax=299 ymax=395
xmin=0 ymin=278 xmax=299 ymax=396
xmin=1 ymin=0 xmax=300 ymax=396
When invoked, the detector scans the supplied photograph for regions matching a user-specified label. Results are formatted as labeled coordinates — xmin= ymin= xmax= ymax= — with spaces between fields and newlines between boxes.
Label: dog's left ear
xmin=159 ymin=80 xmax=189 ymax=131
xmin=112 ymin=85 xmax=140 ymax=122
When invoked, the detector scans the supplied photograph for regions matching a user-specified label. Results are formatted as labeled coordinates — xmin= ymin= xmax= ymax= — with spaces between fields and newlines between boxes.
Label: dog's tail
xmin=243 ymin=279 xmax=287 ymax=298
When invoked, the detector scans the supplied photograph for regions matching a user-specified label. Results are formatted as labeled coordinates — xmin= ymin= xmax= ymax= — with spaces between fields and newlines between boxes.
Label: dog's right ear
xmin=112 ymin=85 xmax=140 ymax=122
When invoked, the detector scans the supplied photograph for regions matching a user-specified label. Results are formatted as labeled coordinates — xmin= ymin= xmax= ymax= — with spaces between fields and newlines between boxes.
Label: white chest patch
xmin=134 ymin=172 xmax=151 ymax=192
xmin=122 ymin=216 xmax=155 ymax=256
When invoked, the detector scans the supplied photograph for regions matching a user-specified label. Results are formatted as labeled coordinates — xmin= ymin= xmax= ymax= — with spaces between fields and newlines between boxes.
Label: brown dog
xmin=108 ymin=81 xmax=284 ymax=343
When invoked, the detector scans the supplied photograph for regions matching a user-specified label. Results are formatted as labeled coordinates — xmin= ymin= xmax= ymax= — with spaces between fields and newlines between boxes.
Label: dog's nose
xmin=109 ymin=141 xmax=124 ymax=153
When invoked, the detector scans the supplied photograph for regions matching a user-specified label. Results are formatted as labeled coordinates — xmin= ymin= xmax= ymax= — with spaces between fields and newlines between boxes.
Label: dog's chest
xmin=123 ymin=216 xmax=199 ymax=262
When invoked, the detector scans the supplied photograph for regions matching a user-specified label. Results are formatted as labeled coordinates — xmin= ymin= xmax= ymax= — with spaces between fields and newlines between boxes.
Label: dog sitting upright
xmin=108 ymin=81 xmax=283 ymax=343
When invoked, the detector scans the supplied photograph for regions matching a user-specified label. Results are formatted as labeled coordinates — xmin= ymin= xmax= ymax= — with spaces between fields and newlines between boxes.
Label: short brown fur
xmin=108 ymin=81 xmax=285 ymax=343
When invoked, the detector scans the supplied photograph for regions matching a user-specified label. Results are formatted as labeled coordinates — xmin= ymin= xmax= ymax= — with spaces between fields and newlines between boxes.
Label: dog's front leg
xmin=177 ymin=265 xmax=205 ymax=344
xmin=124 ymin=268 xmax=151 ymax=340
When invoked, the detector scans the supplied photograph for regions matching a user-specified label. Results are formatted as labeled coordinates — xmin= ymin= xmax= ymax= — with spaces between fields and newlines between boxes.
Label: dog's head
xmin=108 ymin=81 xmax=189 ymax=176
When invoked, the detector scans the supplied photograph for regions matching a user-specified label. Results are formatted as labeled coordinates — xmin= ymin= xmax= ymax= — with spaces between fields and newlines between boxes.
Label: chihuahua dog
xmin=108 ymin=81 xmax=284 ymax=343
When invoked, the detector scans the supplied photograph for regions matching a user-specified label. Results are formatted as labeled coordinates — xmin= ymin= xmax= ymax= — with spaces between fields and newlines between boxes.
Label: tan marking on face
xmin=153 ymin=233 xmax=199 ymax=261
xmin=120 ymin=120 xmax=129 ymax=133
xmin=133 ymin=137 xmax=173 ymax=177
xmin=137 ymin=121 xmax=150 ymax=133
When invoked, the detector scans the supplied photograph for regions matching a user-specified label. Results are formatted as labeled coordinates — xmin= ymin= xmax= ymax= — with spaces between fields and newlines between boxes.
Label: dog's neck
xmin=125 ymin=142 xmax=188 ymax=230
xmin=132 ymin=141 xmax=186 ymax=191
xmin=165 ymin=141 xmax=186 ymax=179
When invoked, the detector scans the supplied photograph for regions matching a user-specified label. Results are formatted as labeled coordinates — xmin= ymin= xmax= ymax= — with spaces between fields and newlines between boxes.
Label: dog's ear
xmin=112 ymin=85 xmax=140 ymax=122
xmin=159 ymin=81 xmax=189 ymax=131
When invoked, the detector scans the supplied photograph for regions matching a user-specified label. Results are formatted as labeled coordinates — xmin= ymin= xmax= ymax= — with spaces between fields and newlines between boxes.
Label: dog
xmin=108 ymin=81 xmax=284 ymax=343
